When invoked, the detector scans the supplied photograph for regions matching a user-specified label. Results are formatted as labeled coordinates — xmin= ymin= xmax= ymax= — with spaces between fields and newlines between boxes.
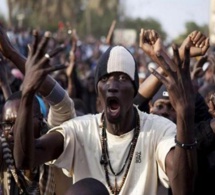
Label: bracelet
xmin=175 ymin=136 xmax=197 ymax=150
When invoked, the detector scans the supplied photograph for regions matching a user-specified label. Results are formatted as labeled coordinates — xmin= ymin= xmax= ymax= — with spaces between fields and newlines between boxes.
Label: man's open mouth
xmin=107 ymin=97 xmax=120 ymax=117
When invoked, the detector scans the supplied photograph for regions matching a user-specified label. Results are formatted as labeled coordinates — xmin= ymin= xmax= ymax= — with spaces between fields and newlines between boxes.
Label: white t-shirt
xmin=47 ymin=108 xmax=176 ymax=195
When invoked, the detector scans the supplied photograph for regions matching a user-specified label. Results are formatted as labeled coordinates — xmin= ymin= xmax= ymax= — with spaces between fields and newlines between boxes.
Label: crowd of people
xmin=0 ymin=19 xmax=215 ymax=195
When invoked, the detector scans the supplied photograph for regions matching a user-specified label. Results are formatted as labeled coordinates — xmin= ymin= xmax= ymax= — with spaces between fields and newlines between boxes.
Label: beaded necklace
xmin=100 ymin=107 xmax=140 ymax=195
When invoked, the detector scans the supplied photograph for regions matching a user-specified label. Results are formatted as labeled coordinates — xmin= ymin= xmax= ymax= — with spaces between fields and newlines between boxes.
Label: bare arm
xmin=14 ymin=32 xmax=66 ymax=169
xmin=151 ymin=44 xmax=198 ymax=194
xmin=0 ymin=25 xmax=61 ymax=97
xmin=138 ymin=29 xmax=209 ymax=100
xmin=0 ymin=26 xmax=76 ymax=127
xmin=138 ymin=29 xmax=169 ymax=99
xmin=15 ymin=93 xmax=64 ymax=169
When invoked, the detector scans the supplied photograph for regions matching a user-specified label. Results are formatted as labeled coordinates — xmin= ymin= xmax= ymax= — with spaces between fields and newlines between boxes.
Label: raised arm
xmin=0 ymin=25 xmax=62 ymax=97
xmin=179 ymin=30 xmax=210 ymax=61
xmin=13 ymin=32 xmax=66 ymax=169
xmin=138 ymin=29 xmax=167 ymax=99
xmin=150 ymin=44 xmax=197 ymax=194
xmin=0 ymin=25 xmax=76 ymax=127
xmin=138 ymin=29 xmax=209 ymax=100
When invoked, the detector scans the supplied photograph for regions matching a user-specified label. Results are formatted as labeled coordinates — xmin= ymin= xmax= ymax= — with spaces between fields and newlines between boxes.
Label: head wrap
xmin=95 ymin=45 xmax=139 ymax=96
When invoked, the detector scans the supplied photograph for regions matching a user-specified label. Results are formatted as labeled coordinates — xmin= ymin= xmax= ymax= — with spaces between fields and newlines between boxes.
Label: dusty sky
xmin=123 ymin=0 xmax=210 ymax=39
xmin=0 ymin=0 xmax=210 ymax=39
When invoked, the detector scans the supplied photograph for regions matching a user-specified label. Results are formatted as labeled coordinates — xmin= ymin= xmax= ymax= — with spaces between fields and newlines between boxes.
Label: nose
xmin=107 ymin=76 xmax=118 ymax=93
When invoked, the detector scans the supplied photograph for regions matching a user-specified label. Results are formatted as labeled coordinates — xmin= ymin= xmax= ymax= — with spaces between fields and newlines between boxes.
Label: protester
xmin=0 ymin=26 xmax=76 ymax=195
xmin=136 ymin=29 xmax=215 ymax=195
xmin=147 ymin=81 xmax=215 ymax=195
xmin=12 ymin=27 xmax=198 ymax=195
xmin=0 ymin=91 xmax=55 ymax=194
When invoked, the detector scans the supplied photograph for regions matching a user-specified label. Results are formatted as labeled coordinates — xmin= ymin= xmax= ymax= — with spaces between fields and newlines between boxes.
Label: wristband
xmin=44 ymin=82 xmax=65 ymax=105
xmin=175 ymin=136 xmax=197 ymax=150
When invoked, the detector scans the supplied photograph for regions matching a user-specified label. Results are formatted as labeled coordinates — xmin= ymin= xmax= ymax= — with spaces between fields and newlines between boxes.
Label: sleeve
xmin=133 ymin=92 xmax=150 ymax=113
xmin=45 ymin=122 xmax=75 ymax=174
xmin=155 ymin=117 xmax=176 ymax=188
xmin=156 ymin=136 xmax=175 ymax=188
xmin=44 ymin=82 xmax=76 ymax=127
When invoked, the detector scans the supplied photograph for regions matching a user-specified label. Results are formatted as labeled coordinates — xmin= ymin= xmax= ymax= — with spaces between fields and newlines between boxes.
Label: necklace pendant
xmin=100 ymin=155 xmax=105 ymax=165
xmin=101 ymin=108 xmax=140 ymax=195
xmin=100 ymin=155 xmax=108 ymax=165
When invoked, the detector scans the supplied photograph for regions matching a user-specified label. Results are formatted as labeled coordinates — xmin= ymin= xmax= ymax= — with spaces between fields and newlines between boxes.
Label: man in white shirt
xmin=14 ymin=31 xmax=197 ymax=195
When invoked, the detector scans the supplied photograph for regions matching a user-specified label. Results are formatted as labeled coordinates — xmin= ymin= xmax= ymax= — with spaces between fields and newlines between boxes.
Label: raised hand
xmin=139 ymin=28 xmax=176 ymax=72
xmin=139 ymin=28 xmax=163 ymax=64
xmin=149 ymin=44 xmax=195 ymax=112
xmin=149 ymin=43 xmax=197 ymax=195
xmin=179 ymin=31 xmax=209 ymax=61
xmin=22 ymin=30 xmax=66 ymax=96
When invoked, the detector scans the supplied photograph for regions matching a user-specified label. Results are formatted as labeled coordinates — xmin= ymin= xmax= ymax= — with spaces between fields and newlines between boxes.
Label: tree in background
xmin=173 ymin=21 xmax=209 ymax=45
xmin=123 ymin=17 xmax=167 ymax=41
xmin=4 ymin=0 xmax=208 ymax=45
xmin=3 ymin=0 xmax=167 ymax=41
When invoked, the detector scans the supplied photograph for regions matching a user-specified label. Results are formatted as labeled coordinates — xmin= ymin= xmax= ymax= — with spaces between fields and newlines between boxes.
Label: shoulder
xmin=137 ymin=108 xmax=176 ymax=134
xmin=62 ymin=113 xmax=102 ymax=126
xmin=137 ymin=107 xmax=175 ymax=126
xmin=55 ymin=113 xmax=103 ymax=137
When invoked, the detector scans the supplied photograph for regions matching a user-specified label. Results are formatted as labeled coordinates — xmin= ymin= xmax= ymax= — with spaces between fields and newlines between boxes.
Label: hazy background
xmin=123 ymin=0 xmax=210 ymax=39
xmin=1 ymin=0 xmax=210 ymax=37
xmin=0 ymin=0 xmax=212 ymax=44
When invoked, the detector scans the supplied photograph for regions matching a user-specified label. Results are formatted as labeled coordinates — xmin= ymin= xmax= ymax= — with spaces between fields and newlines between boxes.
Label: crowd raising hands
xmin=0 ymin=19 xmax=215 ymax=195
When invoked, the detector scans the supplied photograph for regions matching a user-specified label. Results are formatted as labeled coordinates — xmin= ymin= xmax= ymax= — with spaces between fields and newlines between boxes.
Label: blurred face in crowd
xmin=1 ymin=99 xmax=42 ymax=149
xmin=150 ymin=98 xmax=176 ymax=123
